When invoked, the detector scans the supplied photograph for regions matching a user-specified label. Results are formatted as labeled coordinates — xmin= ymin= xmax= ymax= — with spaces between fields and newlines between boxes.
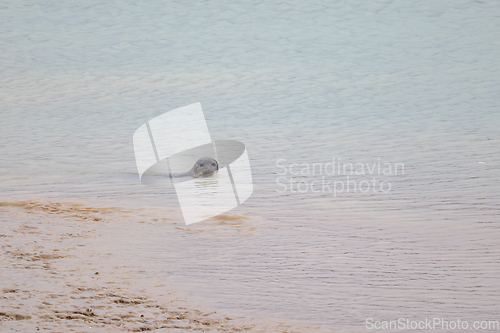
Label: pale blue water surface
xmin=1 ymin=0 xmax=500 ymax=331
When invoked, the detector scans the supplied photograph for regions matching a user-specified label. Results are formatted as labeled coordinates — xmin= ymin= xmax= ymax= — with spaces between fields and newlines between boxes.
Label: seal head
xmin=169 ymin=157 xmax=219 ymax=178
xmin=191 ymin=157 xmax=219 ymax=177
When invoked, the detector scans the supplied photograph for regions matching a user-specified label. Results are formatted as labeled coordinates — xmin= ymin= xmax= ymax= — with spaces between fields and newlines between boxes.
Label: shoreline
xmin=0 ymin=201 xmax=329 ymax=332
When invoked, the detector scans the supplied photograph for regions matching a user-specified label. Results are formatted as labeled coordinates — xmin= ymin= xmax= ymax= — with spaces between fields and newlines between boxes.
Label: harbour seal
xmin=169 ymin=157 xmax=219 ymax=178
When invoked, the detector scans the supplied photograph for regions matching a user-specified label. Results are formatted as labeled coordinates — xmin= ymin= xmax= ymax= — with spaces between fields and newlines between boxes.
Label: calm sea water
xmin=1 ymin=0 xmax=500 ymax=331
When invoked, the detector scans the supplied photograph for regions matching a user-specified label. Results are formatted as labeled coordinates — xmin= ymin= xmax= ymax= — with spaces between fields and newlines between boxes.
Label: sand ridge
xmin=0 ymin=201 xmax=329 ymax=332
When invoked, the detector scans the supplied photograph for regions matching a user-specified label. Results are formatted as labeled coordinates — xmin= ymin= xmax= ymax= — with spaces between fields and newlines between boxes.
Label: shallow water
xmin=1 ymin=0 xmax=500 ymax=331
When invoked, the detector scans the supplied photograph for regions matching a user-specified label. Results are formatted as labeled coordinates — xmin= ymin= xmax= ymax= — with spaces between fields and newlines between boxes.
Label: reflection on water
xmin=176 ymin=168 xmax=238 ymax=224
xmin=193 ymin=175 xmax=219 ymax=191
xmin=1 ymin=0 xmax=500 ymax=331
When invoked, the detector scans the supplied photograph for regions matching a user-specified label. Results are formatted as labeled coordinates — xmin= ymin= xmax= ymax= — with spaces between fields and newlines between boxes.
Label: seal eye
xmin=199 ymin=163 xmax=204 ymax=167
xmin=211 ymin=163 xmax=216 ymax=166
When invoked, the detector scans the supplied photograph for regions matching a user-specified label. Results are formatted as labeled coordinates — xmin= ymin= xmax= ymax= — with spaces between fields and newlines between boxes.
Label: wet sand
xmin=0 ymin=201 xmax=328 ymax=332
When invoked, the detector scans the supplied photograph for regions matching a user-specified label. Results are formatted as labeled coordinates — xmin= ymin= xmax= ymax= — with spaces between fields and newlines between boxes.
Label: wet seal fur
xmin=169 ymin=157 xmax=219 ymax=178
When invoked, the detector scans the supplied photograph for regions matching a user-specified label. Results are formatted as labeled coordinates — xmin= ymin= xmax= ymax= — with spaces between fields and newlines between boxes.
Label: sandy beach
xmin=0 ymin=201 xmax=328 ymax=332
